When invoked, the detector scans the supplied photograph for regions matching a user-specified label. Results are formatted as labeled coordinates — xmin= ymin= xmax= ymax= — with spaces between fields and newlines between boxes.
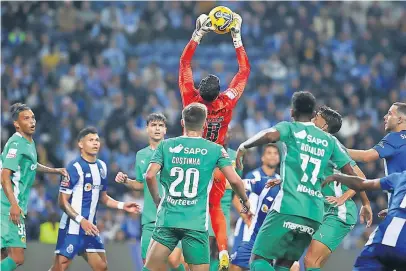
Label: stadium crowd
xmin=1 ymin=1 xmax=406 ymax=253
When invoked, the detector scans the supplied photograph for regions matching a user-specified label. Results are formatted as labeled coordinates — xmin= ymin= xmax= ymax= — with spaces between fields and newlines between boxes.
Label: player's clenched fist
xmin=80 ymin=218 xmax=99 ymax=236
xmin=115 ymin=172 xmax=128 ymax=184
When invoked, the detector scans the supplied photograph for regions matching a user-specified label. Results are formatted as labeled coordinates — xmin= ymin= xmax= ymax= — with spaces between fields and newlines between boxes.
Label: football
xmin=209 ymin=6 xmax=235 ymax=34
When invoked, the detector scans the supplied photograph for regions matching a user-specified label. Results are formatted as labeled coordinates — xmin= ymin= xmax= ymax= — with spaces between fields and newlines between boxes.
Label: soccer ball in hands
xmin=209 ymin=6 xmax=236 ymax=34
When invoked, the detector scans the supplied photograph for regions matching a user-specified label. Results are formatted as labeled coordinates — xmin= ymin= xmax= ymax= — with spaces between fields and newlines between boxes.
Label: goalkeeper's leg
xmin=209 ymin=169 xmax=228 ymax=271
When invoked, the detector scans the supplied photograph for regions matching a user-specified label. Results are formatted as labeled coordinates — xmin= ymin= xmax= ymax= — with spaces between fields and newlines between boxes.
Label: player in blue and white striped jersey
xmin=230 ymin=144 xmax=281 ymax=271
xmin=348 ymin=102 xmax=406 ymax=217
xmin=323 ymin=171 xmax=406 ymax=271
xmin=50 ymin=127 xmax=141 ymax=271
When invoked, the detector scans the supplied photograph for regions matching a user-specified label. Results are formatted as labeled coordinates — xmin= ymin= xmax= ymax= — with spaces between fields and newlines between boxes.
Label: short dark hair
xmin=199 ymin=74 xmax=220 ymax=102
xmin=291 ymin=91 xmax=316 ymax=119
xmin=394 ymin=102 xmax=406 ymax=116
xmin=182 ymin=103 xmax=207 ymax=131
xmin=146 ymin=113 xmax=167 ymax=126
xmin=263 ymin=143 xmax=279 ymax=154
xmin=10 ymin=103 xmax=31 ymax=121
xmin=318 ymin=105 xmax=342 ymax=134
xmin=77 ymin=126 xmax=98 ymax=141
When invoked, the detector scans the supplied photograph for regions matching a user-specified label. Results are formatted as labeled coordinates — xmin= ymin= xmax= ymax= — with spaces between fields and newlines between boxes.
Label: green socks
xmin=275 ymin=266 xmax=290 ymax=271
xmin=210 ymin=258 xmax=219 ymax=271
xmin=0 ymin=257 xmax=17 ymax=271
xmin=306 ymin=268 xmax=321 ymax=271
xmin=171 ymin=264 xmax=186 ymax=271
xmin=142 ymin=267 xmax=151 ymax=271
xmin=250 ymin=259 xmax=275 ymax=271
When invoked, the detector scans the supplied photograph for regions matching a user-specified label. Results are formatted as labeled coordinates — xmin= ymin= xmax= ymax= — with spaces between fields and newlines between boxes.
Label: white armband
xmin=117 ymin=202 xmax=124 ymax=210
xmin=75 ymin=215 xmax=84 ymax=224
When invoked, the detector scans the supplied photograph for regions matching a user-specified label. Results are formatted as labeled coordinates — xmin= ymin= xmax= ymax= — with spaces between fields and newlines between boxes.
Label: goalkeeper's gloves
xmin=231 ymin=13 xmax=243 ymax=48
xmin=192 ymin=14 xmax=214 ymax=44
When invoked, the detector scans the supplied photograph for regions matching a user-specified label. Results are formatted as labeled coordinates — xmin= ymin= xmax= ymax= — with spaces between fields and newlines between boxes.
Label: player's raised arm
xmin=179 ymin=14 xmax=213 ymax=106
xmin=225 ymin=13 xmax=250 ymax=104
xmin=115 ymin=171 xmax=144 ymax=190
xmin=236 ymin=128 xmax=281 ymax=170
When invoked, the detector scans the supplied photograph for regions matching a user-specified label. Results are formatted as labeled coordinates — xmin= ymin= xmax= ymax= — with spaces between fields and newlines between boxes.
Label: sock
xmin=209 ymin=206 xmax=228 ymax=251
xmin=306 ymin=268 xmax=321 ymax=271
xmin=142 ymin=267 xmax=150 ymax=271
xmin=275 ymin=266 xmax=290 ymax=271
xmin=250 ymin=259 xmax=274 ymax=271
xmin=219 ymin=250 xmax=229 ymax=260
xmin=210 ymin=257 xmax=219 ymax=271
xmin=170 ymin=264 xmax=186 ymax=271
xmin=1 ymin=257 xmax=18 ymax=271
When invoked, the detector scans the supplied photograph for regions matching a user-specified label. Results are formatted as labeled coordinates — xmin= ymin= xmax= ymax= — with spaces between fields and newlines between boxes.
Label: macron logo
xmin=169 ymin=144 xmax=184 ymax=154
xmin=294 ymin=130 xmax=307 ymax=140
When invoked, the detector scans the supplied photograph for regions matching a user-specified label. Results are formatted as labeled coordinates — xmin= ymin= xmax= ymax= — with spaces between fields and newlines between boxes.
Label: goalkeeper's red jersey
xmin=179 ymin=40 xmax=250 ymax=146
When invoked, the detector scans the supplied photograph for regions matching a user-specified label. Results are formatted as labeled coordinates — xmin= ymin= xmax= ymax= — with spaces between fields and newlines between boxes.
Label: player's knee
xmin=168 ymin=252 xmax=181 ymax=268
xmin=168 ymin=257 xmax=180 ymax=269
xmin=53 ymin=256 xmax=70 ymax=271
xmin=98 ymin=259 xmax=108 ymax=271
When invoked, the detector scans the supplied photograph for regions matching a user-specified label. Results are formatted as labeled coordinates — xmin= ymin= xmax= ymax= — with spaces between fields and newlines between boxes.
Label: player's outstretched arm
xmin=37 ymin=163 xmax=69 ymax=178
xmin=58 ymin=192 xmax=99 ymax=236
xmin=347 ymin=148 xmax=379 ymax=163
xmin=323 ymin=174 xmax=381 ymax=192
xmin=179 ymin=14 xmax=213 ymax=106
xmin=226 ymin=13 xmax=250 ymax=102
xmin=100 ymin=191 xmax=141 ymax=213
xmin=145 ymin=162 xmax=162 ymax=207
xmin=1 ymin=169 xmax=24 ymax=225
xmin=115 ymin=171 xmax=143 ymax=190
xmin=236 ymin=128 xmax=280 ymax=169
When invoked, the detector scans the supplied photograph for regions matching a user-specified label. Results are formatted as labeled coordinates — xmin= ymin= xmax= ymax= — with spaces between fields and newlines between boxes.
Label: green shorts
xmin=209 ymin=189 xmax=232 ymax=237
xmin=141 ymin=223 xmax=181 ymax=260
xmin=252 ymin=210 xmax=320 ymax=261
xmin=0 ymin=214 xmax=27 ymax=249
xmin=312 ymin=214 xmax=355 ymax=252
xmin=152 ymin=227 xmax=209 ymax=265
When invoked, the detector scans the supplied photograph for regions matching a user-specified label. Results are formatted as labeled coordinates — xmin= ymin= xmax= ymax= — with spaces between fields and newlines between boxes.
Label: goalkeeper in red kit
xmin=179 ymin=13 xmax=250 ymax=271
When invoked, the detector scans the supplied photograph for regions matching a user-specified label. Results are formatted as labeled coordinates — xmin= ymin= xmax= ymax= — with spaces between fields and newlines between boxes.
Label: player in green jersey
xmin=208 ymin=130 xmax=243 ymax=271
xmin=289 ymin=106 xmax=373 ymax=271
xmin=1 ymin=103 xmax=68 ymax=271
xmin=143 ymin=103 xmax=251 ymax=271
xmin=236 ymin=92 xmax=358 ymax=271
xmin=115 ymin=113 xmax=186 ymax=271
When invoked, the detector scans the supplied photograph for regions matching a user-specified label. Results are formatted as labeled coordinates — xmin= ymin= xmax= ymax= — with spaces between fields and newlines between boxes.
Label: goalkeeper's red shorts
xmin=209 ymin=168 xmax=228 ymax=251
